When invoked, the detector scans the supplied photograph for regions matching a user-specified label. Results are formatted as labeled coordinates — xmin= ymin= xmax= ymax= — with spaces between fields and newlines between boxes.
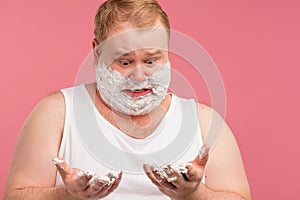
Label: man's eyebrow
xmin=119 ymin=52 xmax=133 ymax=57
xmin=112 ymin=49 xmax=163 ymax=58
xmin=145 ymin=50 xmax=163 ymax=56
xmin=113 ymin=50 xmax=134 ymax=58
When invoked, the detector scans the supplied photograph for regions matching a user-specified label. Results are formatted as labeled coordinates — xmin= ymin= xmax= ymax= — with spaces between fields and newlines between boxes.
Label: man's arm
xmin=4 ymin=91 xmax=122 ymax=200
xmin=4 ymin=185 xmax=78 ymax=200
xmin=178 ymin=183 xmax=249 ymax=200
xmin=195 ymin=103 xmax=252 ymax=200
xmin=4 ymin=93 xmax=69 ymax=199
xmin=144 ymin=103 xmax=251 ymax=200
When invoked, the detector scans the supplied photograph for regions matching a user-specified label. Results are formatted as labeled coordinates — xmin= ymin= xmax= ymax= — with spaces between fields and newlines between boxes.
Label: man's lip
xmin=122 ymin=88 xmax=152 ymax=97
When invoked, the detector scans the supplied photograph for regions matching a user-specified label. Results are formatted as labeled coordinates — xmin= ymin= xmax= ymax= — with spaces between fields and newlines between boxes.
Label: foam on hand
xmin=77 ymin=169 xmax=121 ymax=187
xmin=52 ymin=157 xmax=65 ymax=165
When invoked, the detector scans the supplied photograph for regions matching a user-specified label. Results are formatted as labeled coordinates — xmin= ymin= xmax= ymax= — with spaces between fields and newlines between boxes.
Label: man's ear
xmin=92 ymin=38 xmax=100 ymax=66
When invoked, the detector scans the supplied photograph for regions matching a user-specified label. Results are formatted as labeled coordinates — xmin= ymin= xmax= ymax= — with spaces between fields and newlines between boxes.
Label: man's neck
xmin=86 ymin=83 xmax=171 ymax=139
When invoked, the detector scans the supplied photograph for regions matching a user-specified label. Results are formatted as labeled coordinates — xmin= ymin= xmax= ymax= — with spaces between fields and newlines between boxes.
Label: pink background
xmin=1 ymin=0 xmax=300 ymax=199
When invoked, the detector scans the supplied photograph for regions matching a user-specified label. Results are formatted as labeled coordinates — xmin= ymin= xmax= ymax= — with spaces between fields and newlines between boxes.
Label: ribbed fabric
xmin=56 ymin=84 xmax=204 ymax=199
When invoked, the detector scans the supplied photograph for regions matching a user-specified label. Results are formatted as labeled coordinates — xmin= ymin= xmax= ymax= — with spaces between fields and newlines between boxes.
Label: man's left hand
xmin=143 ymin=144 xmax=210 ymax=200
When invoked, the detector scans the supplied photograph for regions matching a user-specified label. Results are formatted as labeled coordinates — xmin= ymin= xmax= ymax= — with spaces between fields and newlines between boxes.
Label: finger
xmin=87 ymin=177 xmax=108 ymax=193
xmin=107 ymin=172 xmax=122 ymax=193
xmin=185 ymin=164 xmax=204 ymax=183
xmin=52 ymin=157 xmax=71 ymax=177
xmin=144 ymin=165 xmax=175 ymax=195
xmin=167 ymin=166 xmax=186 ymax=187
xmin=150 ymin=166 xmax=176 ymax=191
xmin=76 ymin=170 xmax=94 ymax=190
xmin=192 ymin=144 xmax=210 ymax=167
xmin=143 ymin=164 xmax=163 ymax=187
xmin=94 ymin=171 xmax=122 ymax=196
xmin=95 ymin=182 xmax=112 ymax=197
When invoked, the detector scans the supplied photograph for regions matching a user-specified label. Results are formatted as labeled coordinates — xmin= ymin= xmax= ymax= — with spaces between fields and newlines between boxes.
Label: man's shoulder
xmin=27 ymin=87 xmax=69 ymax=124
xmin=39 ymin=91 xmax=65 ymax=108
xmin=30 ymin=92 xmax=66 ymax=123
xmin=194 ymin=102 xmax=225 ymax=140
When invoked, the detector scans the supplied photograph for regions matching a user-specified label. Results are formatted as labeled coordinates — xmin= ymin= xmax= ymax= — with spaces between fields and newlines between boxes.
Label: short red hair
xmin=94 ymin=0 xmax=170 ymax=43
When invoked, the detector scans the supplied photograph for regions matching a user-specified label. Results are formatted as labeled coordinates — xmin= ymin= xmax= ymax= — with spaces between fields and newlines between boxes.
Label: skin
xmin=4 ymin=21 xmax=251 ymax=200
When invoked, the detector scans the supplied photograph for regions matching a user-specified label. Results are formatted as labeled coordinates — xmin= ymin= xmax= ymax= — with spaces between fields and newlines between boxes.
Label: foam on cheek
xmin=148 ymin=66 xmax=170 ymax=95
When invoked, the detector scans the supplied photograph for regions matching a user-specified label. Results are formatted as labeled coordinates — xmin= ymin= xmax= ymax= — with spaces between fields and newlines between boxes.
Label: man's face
xmin=94 ymin=21 xmax=171 ymax=115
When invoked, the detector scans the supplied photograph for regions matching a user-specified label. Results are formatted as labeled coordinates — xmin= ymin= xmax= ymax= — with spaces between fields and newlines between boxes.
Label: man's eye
xmin=146 ymin=59 xmax=155 ymax=65
xmin=120 ymin=60 xmax=131 ymax=66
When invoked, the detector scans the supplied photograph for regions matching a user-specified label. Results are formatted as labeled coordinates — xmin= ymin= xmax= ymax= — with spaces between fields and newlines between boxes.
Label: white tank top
xmin=56 ymin=84 xmax=204 ymax=199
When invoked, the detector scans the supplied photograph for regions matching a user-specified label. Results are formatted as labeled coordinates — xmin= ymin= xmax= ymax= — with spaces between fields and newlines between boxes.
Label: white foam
xmin=52 ymin=157 xmax=64 ymax=165
xmin=96 ymin=61 xmax=171 ymax=115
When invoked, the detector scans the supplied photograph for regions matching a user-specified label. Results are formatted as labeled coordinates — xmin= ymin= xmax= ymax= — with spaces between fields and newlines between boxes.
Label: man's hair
xmin=94 ymin=0 xmax=170 ymax=43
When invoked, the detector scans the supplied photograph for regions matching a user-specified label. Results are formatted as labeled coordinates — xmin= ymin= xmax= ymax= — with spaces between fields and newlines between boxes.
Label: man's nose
xmin=127 ymin=66 xmax=147 ymax=83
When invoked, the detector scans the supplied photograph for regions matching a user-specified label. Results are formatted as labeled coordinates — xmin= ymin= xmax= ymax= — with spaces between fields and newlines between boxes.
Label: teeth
xmin=128 ymin=89 xmax=147 ymax=92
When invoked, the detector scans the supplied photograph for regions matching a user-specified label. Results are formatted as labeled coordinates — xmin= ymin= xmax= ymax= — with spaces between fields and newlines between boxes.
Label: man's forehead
xmin=99 ymin=27 xmax=169 ymax=62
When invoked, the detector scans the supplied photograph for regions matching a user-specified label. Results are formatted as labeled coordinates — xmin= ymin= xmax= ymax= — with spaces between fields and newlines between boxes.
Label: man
xmin=5 ymin=0 xmax=251 ymax=199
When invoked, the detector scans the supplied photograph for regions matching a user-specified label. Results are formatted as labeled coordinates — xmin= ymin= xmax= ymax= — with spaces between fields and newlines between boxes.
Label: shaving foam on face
xmin=96 ymin=61 xmax=171 ymax=115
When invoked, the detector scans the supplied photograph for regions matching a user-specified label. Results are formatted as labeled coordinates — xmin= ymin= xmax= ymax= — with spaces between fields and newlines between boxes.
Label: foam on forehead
xmin=98 ymin=27 xmax=169 ymax=65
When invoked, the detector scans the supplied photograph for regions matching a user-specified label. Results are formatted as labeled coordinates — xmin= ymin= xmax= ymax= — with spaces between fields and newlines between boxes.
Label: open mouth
xmin=122 ymin=88 xmax=152 ymax=97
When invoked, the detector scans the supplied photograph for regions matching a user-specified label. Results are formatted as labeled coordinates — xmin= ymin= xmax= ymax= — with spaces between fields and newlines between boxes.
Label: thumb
xmin=52 ymin=157 xmax=71 ymax=177
xmin=192 ymin=144 xmax=210 ymax=167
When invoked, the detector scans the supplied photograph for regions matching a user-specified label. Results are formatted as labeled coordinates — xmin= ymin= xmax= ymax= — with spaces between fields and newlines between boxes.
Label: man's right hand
xmin=53 ymin=158 xmax=122 ymax=200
